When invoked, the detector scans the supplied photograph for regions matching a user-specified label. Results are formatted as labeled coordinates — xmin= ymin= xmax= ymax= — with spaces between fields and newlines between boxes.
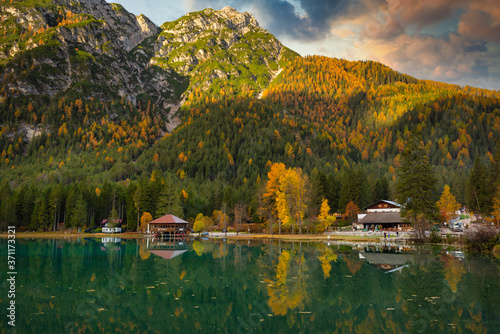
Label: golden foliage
xmin=437 ymin=185 xmax=461 ymax=222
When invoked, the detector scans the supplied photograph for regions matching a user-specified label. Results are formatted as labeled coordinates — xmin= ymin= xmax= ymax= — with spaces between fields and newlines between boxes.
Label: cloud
xmin=392 ymin=0 xmax=463 ymax=28
xmin=366 ymin=32 xmax=500 ymax=89
xmin=185 ymin=0 xmax=376 ymax=41
xmin=458 ymin=9 xmax=500 ymax=43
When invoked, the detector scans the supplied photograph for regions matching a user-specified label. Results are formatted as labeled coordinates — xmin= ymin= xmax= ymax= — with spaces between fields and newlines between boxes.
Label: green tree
xmin=67 ymin=193 xmax=87 ymax=229
xmin=374 ymin=176 xmax=389 ymax=202
xmin=339 ymin=168 xmax=368 ymax=211
xmin=466 ymin=157 xmax=493 ymax=220
xmin=155 ymin=176 xmax=183 ymax=218
xmin=396 ymin=134 xmax=439 ymax=238
xmin=491 ymin=143 xmax=500 ymax=191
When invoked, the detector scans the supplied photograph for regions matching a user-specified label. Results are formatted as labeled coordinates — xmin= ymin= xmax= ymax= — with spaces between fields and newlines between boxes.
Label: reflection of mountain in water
xmin=146 ymin=238 xmax=188 ymax=260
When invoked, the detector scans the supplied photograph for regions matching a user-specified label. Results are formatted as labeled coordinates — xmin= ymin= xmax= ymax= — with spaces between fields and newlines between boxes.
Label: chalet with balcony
xmin=357 ymin=200 xmax=410 ymax=231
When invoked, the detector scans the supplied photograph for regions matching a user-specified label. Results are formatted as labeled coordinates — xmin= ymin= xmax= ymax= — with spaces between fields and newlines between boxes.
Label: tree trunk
xmin=136 ymin=204 xmax=140 ymax=232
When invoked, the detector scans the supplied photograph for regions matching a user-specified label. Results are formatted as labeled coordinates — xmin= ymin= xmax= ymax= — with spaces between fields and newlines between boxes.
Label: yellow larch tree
xmin=437 ymin=185 xmax=461 ymax=222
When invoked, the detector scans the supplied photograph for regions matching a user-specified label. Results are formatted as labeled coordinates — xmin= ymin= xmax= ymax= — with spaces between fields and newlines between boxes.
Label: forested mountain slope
xmin=0 ymin=1 xmax=499 ymax=230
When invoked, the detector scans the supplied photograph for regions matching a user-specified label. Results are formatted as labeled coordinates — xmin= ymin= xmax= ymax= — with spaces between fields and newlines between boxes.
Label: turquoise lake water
xmin=0 ymin=238 xmax=499 ymax=333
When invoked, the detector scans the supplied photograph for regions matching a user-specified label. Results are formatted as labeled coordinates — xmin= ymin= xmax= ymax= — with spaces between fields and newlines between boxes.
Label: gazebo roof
xmin=149 ymin=214 xmax=188 ymax=225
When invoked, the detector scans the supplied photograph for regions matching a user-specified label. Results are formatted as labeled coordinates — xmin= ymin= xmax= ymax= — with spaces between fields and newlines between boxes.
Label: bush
xmin=429 ymin=230 xmax=442 ymax=244
xmin=464 ymin=225 xmax=500 ymax=252
xmin=241 ymin=223 xmax=263 ymax=233
xmin=445 ymin=234 xmax=460 ymax=245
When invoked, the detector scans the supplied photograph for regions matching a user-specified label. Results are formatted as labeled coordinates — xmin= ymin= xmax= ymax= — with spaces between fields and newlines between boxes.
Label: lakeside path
xmin=1 ymin=231 xmax=394 ymax=243
xmin=0 ymin=232 xmax=143 ymax=239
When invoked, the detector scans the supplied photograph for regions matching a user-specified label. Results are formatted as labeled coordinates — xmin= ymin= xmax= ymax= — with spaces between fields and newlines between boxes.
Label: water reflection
xmin=0 ymin=238 xmax=498 ymax=333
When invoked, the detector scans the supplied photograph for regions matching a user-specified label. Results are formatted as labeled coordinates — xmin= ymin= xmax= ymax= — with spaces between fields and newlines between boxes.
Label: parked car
xmin=451 ymin=221 xmax=463 ymax=232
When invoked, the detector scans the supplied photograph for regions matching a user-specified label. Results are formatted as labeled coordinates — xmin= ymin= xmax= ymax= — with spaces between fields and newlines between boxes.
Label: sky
xmin=109 ymin=0 xmax=500 ymax=91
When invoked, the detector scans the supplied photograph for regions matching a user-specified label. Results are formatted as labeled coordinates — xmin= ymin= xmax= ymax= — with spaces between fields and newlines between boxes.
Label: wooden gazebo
xmin=147 ymin=214 xmax=189 ymax=239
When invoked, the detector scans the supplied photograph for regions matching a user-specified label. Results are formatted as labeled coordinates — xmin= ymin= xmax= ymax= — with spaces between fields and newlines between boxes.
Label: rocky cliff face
xmin=0 ymin=1 xmax=298 ymax=125
xmin=0 ymin=0 xmax=177 ymax=110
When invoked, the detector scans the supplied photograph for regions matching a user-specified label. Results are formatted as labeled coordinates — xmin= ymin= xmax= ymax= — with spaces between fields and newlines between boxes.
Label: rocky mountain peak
xmin=156 ymin=7 xmax=278 ymax=75
xmin=162 ymin=6 xmax=260 ymax=36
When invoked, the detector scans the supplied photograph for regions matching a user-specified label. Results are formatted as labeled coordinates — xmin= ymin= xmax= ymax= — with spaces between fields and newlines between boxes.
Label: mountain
xmin=0 ymin=1 xmax=296 ymax=120
xmin=156 ymin=7 xmax=297 ymax=98
xmin=0 ymin=0 xmax=499 ymax=230
xmin=0 ymin=0 xmax=173 ymax=105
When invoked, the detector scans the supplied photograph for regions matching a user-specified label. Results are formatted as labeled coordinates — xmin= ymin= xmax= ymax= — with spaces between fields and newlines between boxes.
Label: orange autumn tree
xmin=262 ymin=162 xmax=287 ymax=233
xmin=138 ymin=212 xmax=153 ymax=232
xmin=343 ymin=201 xmax=360 ymax=222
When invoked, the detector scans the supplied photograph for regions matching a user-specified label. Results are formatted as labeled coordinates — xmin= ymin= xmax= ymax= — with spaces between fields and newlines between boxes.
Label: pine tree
xmin=68 ymin=194 xmax=87 ymax=229
xmin=466 ymin=157 xmax=493 ymax=219
xmin=396 ymin=133 xmax=439 ymax=237
xmin=374 ymin=176 xmax=389 ymax=202
xmin=491 ymin=143 xmax=500 ymax=191
xmin=155 ymin=176 xmax=183 ymax=218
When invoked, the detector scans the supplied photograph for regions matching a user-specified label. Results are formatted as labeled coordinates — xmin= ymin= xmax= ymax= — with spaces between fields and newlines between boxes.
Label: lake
xmin=1 ymin=237 xmax=499 ymax=333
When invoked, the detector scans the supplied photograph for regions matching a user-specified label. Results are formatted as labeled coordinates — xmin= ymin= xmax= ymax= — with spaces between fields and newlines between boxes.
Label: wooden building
xmin=101 ymin=219 xmax=123 ymax=233
xmin=147 ymin=214 xmax=189 ymax=239
xmin=364 ymin=200 xmax=402 ymax=212
xmin=357 ymin=200 xmax=410 ymax=231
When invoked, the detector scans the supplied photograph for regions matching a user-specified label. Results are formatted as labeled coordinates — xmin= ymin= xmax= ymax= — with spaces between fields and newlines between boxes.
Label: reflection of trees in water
xmin=344 ymin=252 xmax=363 ymax=275
xmin=267 ymin=249 xmax=310 ymax=316
xmin=7 ymin=239 xmax=499 ymax=333
xmin=440 ymin=253 xmax=466 ymax=293
xmin=395 ymin=250 xmax=492 ymax=333
xmin=318 ymin=244 xmax=337 ymax=278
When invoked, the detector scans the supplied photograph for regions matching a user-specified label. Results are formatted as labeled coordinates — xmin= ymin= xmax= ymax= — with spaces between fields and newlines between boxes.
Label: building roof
xmin=364 ymin=200 xmax=401 ymax=210
xmin=359 ymin=212 xmax=403 ymax=224
xmin=149 ymin=214 xmax=188 ymax=225
xmin=101 ymin=219 xmax=122 ymax=226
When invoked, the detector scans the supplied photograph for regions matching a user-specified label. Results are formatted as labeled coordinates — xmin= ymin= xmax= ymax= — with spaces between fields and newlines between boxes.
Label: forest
xmin=1 ymin=56 xmax=500 ymax=231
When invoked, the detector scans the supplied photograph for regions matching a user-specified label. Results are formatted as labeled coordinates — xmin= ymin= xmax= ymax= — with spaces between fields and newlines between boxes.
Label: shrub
xmin=464 ymin=225 xmax=500 ymax=252
xmin=429 ymin=230 xmax=442 ymax=244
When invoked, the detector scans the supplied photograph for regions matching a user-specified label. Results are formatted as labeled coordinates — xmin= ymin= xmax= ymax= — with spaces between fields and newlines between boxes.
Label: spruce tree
xmin=374 ymin=176 xmax=390 ymax=202
xmin=155 ymin=176 xmax=182 ymax=218
xmin=466 ymin=157 xmax=493 ymax=219
xmin=395 ymin=133 xmax=439 ymax=237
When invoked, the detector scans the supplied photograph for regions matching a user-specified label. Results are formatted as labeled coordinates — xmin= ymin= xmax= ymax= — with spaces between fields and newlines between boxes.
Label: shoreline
xmin=0 ymin=232 xmax=143 ymax=239
xmin=1 ymin=231 xmax=389 ymax=243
